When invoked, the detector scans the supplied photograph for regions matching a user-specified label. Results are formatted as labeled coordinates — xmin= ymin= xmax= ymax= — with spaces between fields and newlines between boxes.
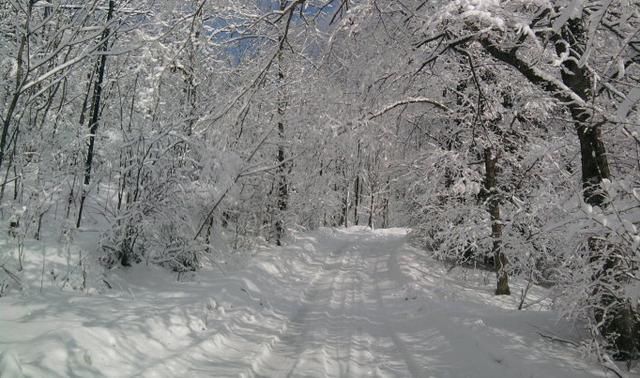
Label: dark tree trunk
xmin=0 ymin=27 xmax=28 ymax=199
xmin=575 ymin=124 xmax=610 ymax=207
xmin=205 ymin=216 xmax=214 ymax=253
xmin=354 ymin=141 xmax=361 ymax=225
xmin=274 ymin=1 xmax=288 ymax=245
xmin=354 ymin=175 xmax=360 ymax=225
xmin=275 ymin=117 xmax=287 ymax=245
xmin=555 ymin=19 xmax=636 ymax=360
xmin=381 ymin=179 xmax=390 ymax=228
xmin=368 ymin=192 xmax=374 ymax=229
xmin=484 ymin=148 xmax=510 ymax=295
xmin=0 ymin=128 xmax=19 ymax=203
xmin=555 ymin=18 xmax=610 ymax=207
xmin=77 ymin=0 xmax=115 ymax=228
xmin=342 ymin=186 xmax=349 ymax=228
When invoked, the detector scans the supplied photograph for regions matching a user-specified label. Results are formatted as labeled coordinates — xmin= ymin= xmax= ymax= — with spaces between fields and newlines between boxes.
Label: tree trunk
xmin=485 ymin=148 xmax=510 ymax=295
xmin=0 ymin=128 xmax=19 ymax=204
xmin=0 ymin=26 xmax=28 ymax=193
xmin=354 ymin=175 xmax=360 ymax=225
xmin=76 ymin=0 xmax=115 ymax=228
xmin=555 ymin=18 xmax=610 ymax=207
xmin=354 ymin=141 xmax=361 ymax=225
xmin=382 ymin=179 xmax=390 ymax=228
xmin=555 ymin=19 xmax=637 ymax=359
xmin=274 ymin=1 xmax=288 ymax=246
xmin=575 ymin=124 xmax=610 ymax=207
xmin=342 ymin=186 xmax=349 ymax=228
xmin=368 ymin=191 xmax=374 ymax=229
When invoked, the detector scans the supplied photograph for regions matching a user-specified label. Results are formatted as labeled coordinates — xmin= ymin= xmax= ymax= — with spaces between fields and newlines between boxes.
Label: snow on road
xmin=0 ymin=227 xmax=626 ymax=377
xmin=245 ymin=228 xmax=609 ymax=378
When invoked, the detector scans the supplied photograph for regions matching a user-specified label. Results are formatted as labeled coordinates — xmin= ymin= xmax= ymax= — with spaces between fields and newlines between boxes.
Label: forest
xmin=1 ymin=0 xmax=639 ymax=376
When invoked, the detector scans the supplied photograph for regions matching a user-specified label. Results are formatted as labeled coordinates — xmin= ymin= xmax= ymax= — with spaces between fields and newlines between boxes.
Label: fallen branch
xmin=102 ymin=278 xmax=113 ymax=289
xmin=0 ymin=265 xmax=22 ymax=288
xmin=600 ymin=353 xmax=627 ymax=378
xmin=519 ymin=294 xmax=549 ymax=310
xmin=537 ymin=331 xmax=580 ymax=347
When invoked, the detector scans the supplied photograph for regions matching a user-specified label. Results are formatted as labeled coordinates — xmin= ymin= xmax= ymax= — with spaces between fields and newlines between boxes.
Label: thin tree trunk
xmin=77 ymin=0 xmax=115 ymax=228
xmin=274 ymin=0 xmax=288 ymax=246
xmin=354 ymin=142 xmax=361 ymax=225
xmin=343 ymin=186 xmax=349 ymax=228
xmin=382 ymin=179 xmax=390 ymax=228
xmin=0 ymin=33 xmax=27 ymax=179
xmin=0 ymin=128 xmax=19 ymax=203
xmin=354 ymin=175 xmax=360 ymax=225
xmin=205 ymin=216 xmax=214 ymax=253
xmin=368 ymin=191 xmax=374 ymax=229
xmin=485 ymin=148 xmax=510 ymax=295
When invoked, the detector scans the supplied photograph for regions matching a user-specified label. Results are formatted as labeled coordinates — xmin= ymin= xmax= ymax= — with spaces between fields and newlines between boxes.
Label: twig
xmin=0 ymin=264 xmax=22 ymax=288
xmin=102 ymin=278 xmax=113 ymax=289
xmin=603 ymin=364 xmax=625 ymax=378
xmin=519 ymin=294 xmax=549 ymax=310
xmin=537 ymin=331 xmax=580 ymax=347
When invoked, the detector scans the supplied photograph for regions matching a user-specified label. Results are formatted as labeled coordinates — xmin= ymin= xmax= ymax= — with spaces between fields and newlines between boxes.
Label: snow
xmin=617 ymin=87 xmax=640 ymax=120
xmin=0 ymin=227 xmax=634 ymax=377
xmin=0 ymin=350 xmax=23 ymax=378
xmin=552 ymin=0 xmax=585 ymax=32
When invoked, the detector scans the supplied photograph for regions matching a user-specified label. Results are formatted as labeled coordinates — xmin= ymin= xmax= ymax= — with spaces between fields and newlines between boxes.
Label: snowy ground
xmin=0 ymin=227 xmax=636 ymax=377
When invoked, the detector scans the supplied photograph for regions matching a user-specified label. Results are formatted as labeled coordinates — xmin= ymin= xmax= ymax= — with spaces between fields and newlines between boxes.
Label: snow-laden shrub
xmin=549 ymin=181 xmax=640 ymax=362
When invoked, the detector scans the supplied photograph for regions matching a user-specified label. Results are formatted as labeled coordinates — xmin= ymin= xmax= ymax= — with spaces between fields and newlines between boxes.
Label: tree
xmin=411 ymin=0 xmax=640 ymax=361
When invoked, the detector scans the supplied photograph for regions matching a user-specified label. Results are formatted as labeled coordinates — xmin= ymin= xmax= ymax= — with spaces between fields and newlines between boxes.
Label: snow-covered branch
xmin=369 ymin=97 xmax=450 ymax=119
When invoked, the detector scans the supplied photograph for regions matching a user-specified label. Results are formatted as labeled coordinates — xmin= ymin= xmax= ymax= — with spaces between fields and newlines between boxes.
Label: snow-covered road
xmin=0 ymin=228 xmax=622 ymax=377
xmin=245 ymin=229 xmax=608 ymax=378
xmin=251 ymin=233 xmax=418 ymax=377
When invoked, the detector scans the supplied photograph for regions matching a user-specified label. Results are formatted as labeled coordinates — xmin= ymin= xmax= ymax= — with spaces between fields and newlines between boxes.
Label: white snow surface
xmin=0 ymin=227 xmax=631 ymax=377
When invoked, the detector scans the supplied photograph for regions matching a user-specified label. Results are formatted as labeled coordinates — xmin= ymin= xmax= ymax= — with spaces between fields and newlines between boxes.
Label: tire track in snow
xmin=246 ymin=241 xmax=352 ymax=378
xmin=369 ymin=237 xmax=426 ymax=378
xmin=245 ymin=231 xmax=427 ymax=378
xmin=332 ymin=251 xmax=353 ymax=378
xmin=345 ymin=246 xmax=380 ymax=378
xmin=280 ymin=252 xmax=349 ymax=378
xmin=333 ymin=247 xmax=373 ymax=378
